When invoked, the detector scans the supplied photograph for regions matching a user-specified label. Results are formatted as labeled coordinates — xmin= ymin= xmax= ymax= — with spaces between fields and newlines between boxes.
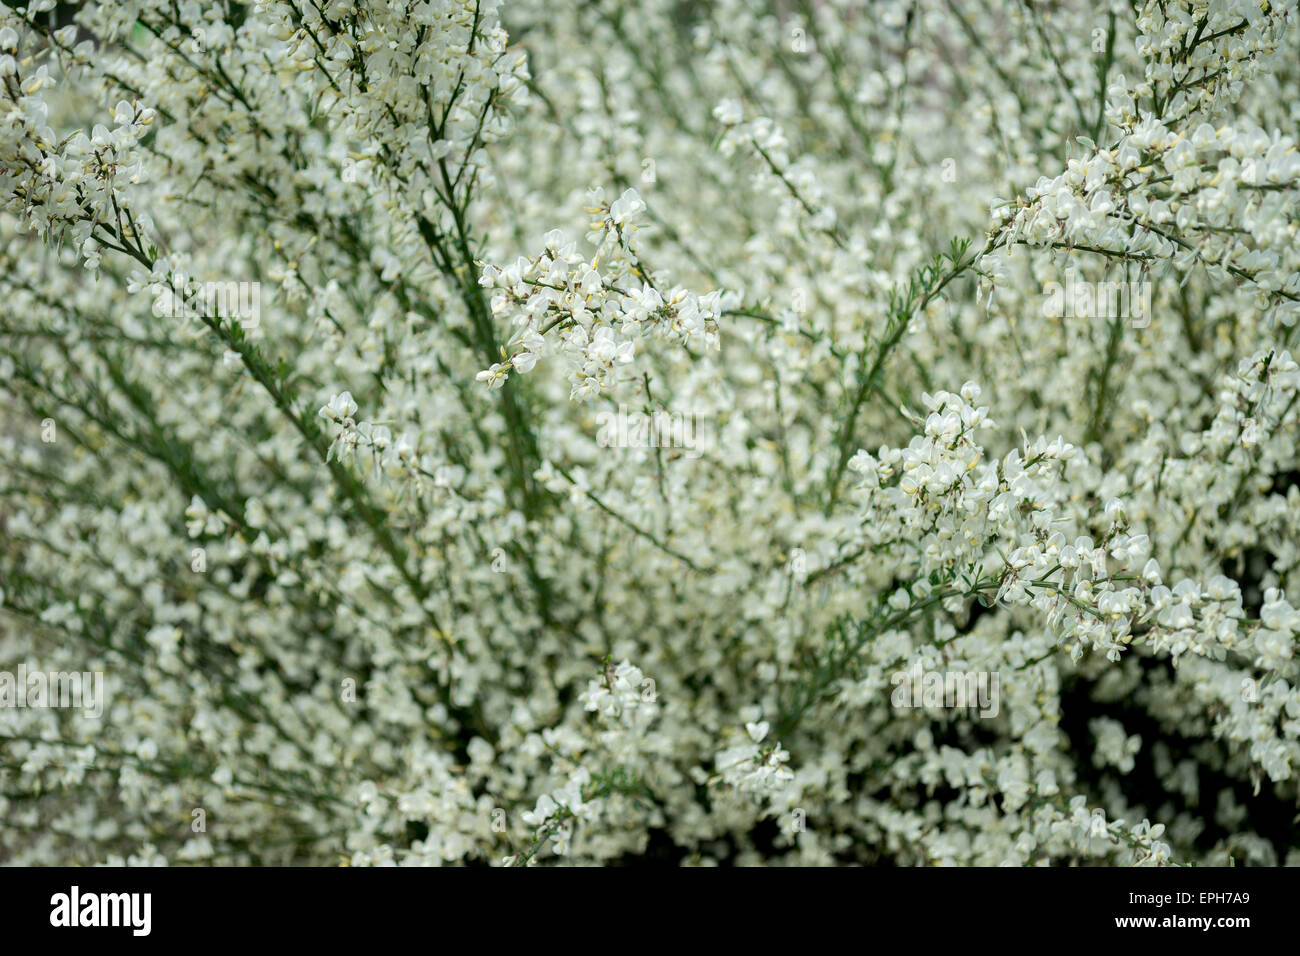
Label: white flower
xmin=608 ymin=188 xmax=646 ymax=227
xmin=713 ymin=98 xmax=744 ymax=126
xmin=320 ymin=391 xmax=358 ymax=422
xmin=521 ymin=794 xmax=558 ymax=827
xmin=475 ymin=363 xmax=510 ymax=390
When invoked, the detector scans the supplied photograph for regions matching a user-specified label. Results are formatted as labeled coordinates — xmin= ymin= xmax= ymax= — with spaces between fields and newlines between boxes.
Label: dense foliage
xmin=2 ymin=0 xmax=1299 ymax=866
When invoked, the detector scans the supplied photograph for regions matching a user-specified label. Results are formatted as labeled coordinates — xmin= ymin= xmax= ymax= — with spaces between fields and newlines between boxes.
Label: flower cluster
xmin=477 ymin=187 xmax=724 ymax=400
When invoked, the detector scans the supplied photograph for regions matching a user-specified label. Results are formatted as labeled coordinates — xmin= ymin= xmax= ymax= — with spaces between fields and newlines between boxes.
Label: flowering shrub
xmin=1 ymin=0 xmax=1299 ymax=867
